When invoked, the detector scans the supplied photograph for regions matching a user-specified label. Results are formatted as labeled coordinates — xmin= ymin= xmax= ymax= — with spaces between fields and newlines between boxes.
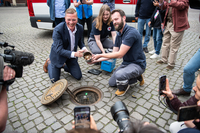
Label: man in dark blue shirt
xmin=92 ymin=9 xmax=146 ymax=96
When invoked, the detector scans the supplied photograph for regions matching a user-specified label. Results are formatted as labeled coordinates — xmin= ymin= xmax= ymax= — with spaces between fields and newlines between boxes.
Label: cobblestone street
xmin=0 ymin=7 xmax=200 ymax=133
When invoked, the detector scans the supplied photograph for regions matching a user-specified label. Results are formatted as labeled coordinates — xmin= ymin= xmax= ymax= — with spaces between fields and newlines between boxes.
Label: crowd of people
xmin=43 ymin=0 xmax=199 ymax=132
xmin=1 ymin=0 xmax=200 ymax=132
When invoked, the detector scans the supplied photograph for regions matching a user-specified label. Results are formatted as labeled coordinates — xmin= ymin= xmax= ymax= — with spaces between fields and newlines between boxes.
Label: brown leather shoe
xmin=137 ymin=75 xmax=144 ymax=86
xmin=156 ymin=60 xmax=167 ymax=64
xmin=43 ymin=58 xmax=49 ymax=73
xmin=172 ymin=88 xmax=191 ymax=96
xmin=166 ymin=65 xmax=174 ymax=70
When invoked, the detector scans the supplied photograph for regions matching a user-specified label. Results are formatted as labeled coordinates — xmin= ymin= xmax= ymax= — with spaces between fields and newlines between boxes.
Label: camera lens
xmin=110 ymin=101 xmax=131 ymax=132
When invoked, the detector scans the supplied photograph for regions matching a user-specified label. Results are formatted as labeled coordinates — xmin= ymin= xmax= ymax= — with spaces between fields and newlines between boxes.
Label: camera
xmin=110 ymin=101 xmax=133 ymax=133
xmin=0 ymin=42 xmax=34 ymax=87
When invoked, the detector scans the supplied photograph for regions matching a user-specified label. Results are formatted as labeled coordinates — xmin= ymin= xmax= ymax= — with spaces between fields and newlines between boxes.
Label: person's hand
xmin=135 ymin=17 xmax=138 ymax=21
xmin=89 ymin=115 xmax=97 ymax=130
xmin=83 ymin=48 xmax=89 ymax=53
xmin=191 ymin=101 xmax=200 ymax=123
xmin=162 ymin=79 xmax=174 ymax=100
xmin=72 ymin=115 xmax=98 ymax=130
xmin=3 ymin=66 xmax=16 ymax=81
xmin=153 ymin=0 xmax=159 ymax=6
xmin=92 ymin=54 xmax=101 ymax=61
xmin=148 ymin=21 xmax=151 ymax=27
xmin=75 ymin=50 xmax=84 ymax=57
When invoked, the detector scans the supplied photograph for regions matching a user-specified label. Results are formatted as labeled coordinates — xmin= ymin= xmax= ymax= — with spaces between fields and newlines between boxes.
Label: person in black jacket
xmin=148 ymin=6 xmax=165 ymax=59
xmin=135 ymin=0 xmax=156 ymax=53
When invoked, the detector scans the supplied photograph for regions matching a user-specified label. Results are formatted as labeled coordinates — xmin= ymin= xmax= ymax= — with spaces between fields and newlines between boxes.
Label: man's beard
xmin=114 ymin=19 xmax=124 ymax=31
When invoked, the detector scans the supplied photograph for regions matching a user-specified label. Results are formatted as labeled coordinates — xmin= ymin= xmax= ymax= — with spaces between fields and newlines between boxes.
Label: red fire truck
xmin=27 ymin=0 xmax=138 ymax=30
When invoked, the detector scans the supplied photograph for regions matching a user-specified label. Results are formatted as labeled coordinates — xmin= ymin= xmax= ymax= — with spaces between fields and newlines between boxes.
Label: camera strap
xmin=2 ymin=78 xmax=15 ymax=87
xmin=166 ymin=97 xmax=178 ymax=114
xmin=158 ymin=95 xmax=178 ymax=114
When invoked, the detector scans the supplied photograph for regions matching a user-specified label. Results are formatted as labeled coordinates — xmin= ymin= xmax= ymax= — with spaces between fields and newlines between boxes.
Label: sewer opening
xmin=70 ymin=86 xmax=103 ymax=105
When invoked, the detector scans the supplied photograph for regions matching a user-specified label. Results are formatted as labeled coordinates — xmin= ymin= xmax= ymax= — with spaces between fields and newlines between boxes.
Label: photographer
xmin=162 ymin=73 xmax=200 ymax=133
xmin=0 ymin=56 xmax=16 ymax=132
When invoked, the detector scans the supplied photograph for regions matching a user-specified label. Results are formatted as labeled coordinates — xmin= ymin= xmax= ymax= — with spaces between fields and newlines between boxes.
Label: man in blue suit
xmin=43 ymin=8 xmax=88 ymax=82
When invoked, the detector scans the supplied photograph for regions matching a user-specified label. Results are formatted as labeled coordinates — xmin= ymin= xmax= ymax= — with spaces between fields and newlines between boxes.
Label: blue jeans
xmin=137 ymin=18 xmax=151 ymax=48
xmin=153 ymin=28 xmax=163 ymax=55
xmin=47 ymin=58 xmax=82 ymax=83
xmin=183 ymin=48 xmax=200 ymax=92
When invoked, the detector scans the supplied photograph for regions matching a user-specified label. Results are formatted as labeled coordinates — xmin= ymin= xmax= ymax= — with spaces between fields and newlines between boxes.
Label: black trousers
xmin=78 ymin=16 xmax=92 ymax=43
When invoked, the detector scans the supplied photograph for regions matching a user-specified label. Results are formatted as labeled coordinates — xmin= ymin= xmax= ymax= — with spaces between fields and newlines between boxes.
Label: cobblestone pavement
xmin=0 ymin=7 xmax=200 ymax=133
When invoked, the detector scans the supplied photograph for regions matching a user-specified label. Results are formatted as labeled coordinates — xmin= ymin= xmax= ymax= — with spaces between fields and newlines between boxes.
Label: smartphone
xmin=177 ymin=105 xmax=200 ymax=121
xmin=74 ymin=106 xmax=90 ymax=129
xmin=159 ymin=75 xmax=166 ymax=95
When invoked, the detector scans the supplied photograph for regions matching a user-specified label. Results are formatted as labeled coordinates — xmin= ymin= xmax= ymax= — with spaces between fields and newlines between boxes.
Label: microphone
xmin=1 ymin=50 xmax=34 ymax=66
xmin=0 ymin=42 xmax=15 ymax=49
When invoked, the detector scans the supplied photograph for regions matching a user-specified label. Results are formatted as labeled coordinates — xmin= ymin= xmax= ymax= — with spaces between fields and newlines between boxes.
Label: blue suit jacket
xmin=50 ymin=22 xmax=85 ymax=68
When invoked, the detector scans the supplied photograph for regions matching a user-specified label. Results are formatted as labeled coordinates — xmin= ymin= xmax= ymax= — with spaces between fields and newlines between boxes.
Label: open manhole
xmin=71 ymin=86 xmax=103 ymax=105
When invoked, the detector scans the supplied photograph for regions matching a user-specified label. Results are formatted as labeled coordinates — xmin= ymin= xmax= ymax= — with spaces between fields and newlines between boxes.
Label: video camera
xmin=0 ymin=42 xmax=34 ymax=88
xmin=111 ymin=101 xmax=133 ymax=133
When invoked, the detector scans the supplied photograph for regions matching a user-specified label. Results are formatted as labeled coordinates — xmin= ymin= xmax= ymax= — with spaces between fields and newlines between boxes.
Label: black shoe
xmin=143 ymin=47 xmax=149 ymax=53
xmin=172 ymin=88 xmax=191 ymax=96
xmin=105 ymin=48 xmax=113 ymax=53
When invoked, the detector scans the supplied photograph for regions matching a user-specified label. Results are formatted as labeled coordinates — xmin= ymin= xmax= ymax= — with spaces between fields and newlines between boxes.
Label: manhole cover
xmin=71 ymin=86 xmax=103 ymax=105
xmin=41 ymin=79 xmax=68 ymax=105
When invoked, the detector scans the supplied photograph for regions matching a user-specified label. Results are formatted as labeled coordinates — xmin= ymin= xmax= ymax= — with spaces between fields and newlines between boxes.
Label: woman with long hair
xmin=88 ymin=4 xmax=116 ymax=54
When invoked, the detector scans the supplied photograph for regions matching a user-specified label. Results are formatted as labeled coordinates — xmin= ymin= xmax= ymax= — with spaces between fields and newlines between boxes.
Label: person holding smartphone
xmin=162 ymin=73 xmax=200 ymax=133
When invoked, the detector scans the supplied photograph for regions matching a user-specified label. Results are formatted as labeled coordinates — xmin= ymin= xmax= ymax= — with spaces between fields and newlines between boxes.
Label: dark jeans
xmin=78 ymin=16 xmax=92 ymax=42
xmin=47 ymin=58 xmax=82 ymax=83
xmin=55 ymin=18 xmax=65 ymax=26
